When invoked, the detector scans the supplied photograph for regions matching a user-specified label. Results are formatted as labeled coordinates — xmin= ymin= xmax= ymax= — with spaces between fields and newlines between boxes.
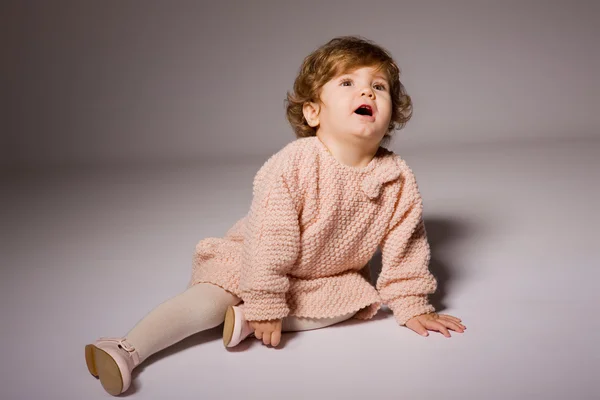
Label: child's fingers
xmin=254 ymin=329 xmax=263 ymax=340
xmin=424 ymin=320 xmax=451 ymax=337
xmin=407 ymin=320 xmax=429 ymax=337
xmin=439 ymin=319 xmax=465 ymax=333
xmin=271 ymin=330 xmax=282 ymax=347
xmin=438 ymin=314 xmax=462 ymax=323
xmin=262 ymin=332 xmax=272 ymax=345
xmin=439 ymin=315 xmax=466 ymax=330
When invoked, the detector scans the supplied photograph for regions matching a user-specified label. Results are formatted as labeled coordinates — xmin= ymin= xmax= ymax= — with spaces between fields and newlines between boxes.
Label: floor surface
xmin=2 ymin=138 xmax=599 ymax=400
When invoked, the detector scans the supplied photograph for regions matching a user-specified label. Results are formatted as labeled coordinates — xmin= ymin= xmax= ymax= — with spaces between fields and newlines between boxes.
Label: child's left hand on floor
xmin=405 ymin=313 xmax=466 ymax=337
xmin=249 ymin=319 xmax=283 ymax=347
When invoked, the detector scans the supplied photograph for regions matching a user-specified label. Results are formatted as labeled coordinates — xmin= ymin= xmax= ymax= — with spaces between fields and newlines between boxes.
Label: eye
xmin=340 ymin=79 xmax=353 ymax=87
xmin=373 ymin=83 xmax=387 ymax=91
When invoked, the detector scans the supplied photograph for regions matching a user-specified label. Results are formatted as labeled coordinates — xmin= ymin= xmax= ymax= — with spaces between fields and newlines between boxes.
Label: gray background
xmin=4 ymin=0 xmax=599 ymax=168
xmin=2 ymin=1 xmax=599 ymax=400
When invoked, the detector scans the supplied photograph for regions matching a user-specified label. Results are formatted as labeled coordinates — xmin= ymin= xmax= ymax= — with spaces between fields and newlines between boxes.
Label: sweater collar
xmin=311 ymin=136 xmax=403 ymax=200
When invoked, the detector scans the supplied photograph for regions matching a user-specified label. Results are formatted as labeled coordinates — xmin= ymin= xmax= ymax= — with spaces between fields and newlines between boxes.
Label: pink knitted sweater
xmin=189 ymin=136 xmax=437 ymax=325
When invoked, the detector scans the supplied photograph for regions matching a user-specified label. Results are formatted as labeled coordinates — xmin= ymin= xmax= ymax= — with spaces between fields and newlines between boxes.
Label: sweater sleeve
xmin=376 ymin=171 xmax=437 ymax=326
xmin=239 ymin=163 xmax=301 ymax=322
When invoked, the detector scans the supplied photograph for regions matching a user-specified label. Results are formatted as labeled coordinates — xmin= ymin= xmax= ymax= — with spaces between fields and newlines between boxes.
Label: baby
xmin=85 ymin=35 xmax=466 ymax=396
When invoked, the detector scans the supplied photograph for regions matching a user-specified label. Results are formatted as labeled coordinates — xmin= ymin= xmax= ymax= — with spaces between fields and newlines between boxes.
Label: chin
xmin=349 ymin=128 xmax=385 ymax=142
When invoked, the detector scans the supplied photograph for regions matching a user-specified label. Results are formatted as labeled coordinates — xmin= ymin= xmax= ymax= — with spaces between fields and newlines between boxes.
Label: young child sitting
xmin=85 ymin=35 xmax=466 ymax=396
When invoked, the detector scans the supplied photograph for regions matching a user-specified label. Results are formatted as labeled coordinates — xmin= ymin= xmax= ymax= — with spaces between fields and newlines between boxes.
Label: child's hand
xmin=405 ymin=313 xmax=466 ymax=338
xmin=249 ymin=319 xmax=283 ymax=346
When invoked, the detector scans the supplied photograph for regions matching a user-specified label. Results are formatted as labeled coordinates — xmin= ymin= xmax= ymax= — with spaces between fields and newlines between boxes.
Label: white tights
xmin=126 ymin=283 xmax=355 ymax=363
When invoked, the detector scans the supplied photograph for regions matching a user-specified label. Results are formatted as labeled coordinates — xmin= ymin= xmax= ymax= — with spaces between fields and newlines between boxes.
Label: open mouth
xmin=354 ymin=105 xmax=373 ymax=116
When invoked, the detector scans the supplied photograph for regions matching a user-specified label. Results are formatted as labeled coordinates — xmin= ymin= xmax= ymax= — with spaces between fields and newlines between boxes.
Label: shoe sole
xmin=223 ymin=306 xmax=235 ymax=347
xmin=85 ymin=344 xmax=124 ymax=396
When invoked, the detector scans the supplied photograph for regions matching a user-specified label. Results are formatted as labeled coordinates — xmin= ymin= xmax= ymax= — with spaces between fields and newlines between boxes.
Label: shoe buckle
xmin=117 ymin=339 xmax=135 ymax=353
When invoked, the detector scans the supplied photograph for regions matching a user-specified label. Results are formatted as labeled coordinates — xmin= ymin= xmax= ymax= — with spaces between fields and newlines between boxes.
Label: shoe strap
xmin=97 ymin=337 xmax=140 ymax=365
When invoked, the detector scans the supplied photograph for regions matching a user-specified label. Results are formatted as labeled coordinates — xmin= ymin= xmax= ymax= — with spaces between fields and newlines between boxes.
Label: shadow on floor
xmin=368 ymin=216 xmax=472 ymax=313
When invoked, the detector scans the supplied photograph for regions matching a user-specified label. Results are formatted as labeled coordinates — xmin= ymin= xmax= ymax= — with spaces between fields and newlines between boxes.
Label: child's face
xmin=303 ymin=65 xmax=392 ymax=146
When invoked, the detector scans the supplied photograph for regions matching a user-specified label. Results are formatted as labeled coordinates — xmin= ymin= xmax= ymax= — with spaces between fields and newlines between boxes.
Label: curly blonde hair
xmin=285 ymin=36 xmax=413 ymax=147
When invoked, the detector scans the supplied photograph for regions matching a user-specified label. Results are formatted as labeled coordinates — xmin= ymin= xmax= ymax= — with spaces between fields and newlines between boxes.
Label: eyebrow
xmin=339 ymin=72 xmax=389 ymax=82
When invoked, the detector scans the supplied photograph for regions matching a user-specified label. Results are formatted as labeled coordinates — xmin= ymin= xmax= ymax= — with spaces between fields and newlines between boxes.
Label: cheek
xmin=381 ymin=99 xmax=393 ymax=114
xmin=380 ymin=103 xmax=393 ymax=123
xmin=332 ymin=103 xmax=351 ymax=118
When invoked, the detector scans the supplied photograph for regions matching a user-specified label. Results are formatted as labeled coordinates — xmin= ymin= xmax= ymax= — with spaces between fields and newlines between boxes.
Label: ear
xmin=302 ymin=101 xmax=320 ymax=128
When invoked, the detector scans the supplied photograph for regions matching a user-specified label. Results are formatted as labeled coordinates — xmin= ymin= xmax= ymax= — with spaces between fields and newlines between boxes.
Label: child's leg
xmin=126 ymin=283 xmax=240 ymax=363
xmin=282 ymin=311 xmax=356 ymax=332
xmin=86 ymin=283 xmax=239 ymax=395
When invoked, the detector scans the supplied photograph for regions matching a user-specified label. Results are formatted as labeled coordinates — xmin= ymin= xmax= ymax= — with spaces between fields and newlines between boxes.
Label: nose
xmin=361 ymin=87 xmax=375 ymax=99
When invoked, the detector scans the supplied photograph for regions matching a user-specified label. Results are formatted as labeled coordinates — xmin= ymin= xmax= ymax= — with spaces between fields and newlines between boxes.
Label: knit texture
xmin=189 ymin=136 xmax=437 ymax=325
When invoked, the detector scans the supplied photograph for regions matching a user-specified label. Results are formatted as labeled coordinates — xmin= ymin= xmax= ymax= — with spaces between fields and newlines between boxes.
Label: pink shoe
xmin=85 ymin=337 xmax=140 ymax=396
xmin=223 ymin=305 xmax=254 ymax=348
